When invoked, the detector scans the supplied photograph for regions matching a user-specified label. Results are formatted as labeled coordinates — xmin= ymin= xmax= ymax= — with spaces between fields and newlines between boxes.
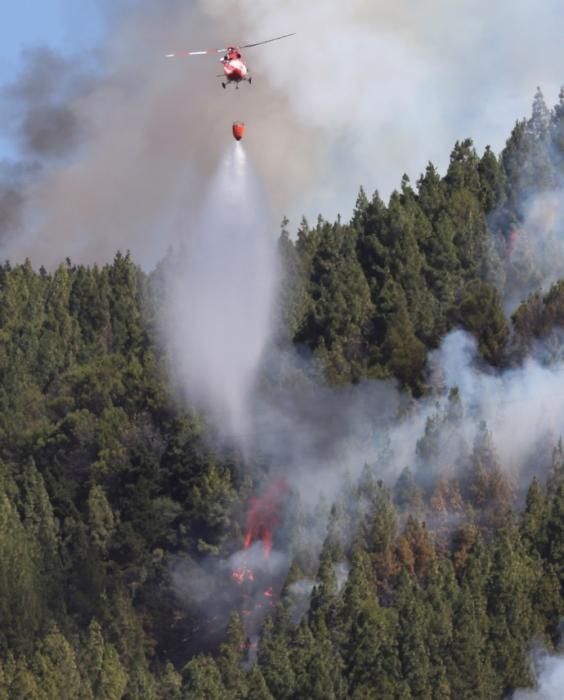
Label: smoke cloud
xmin=256 ymin=325 xmax=564 ymax=512
xmin=504 ymin=189 xmax=564 ymax=311
xmin=1 ymin=0 xmax=564 ymax=265
xmin=513 ymin=650 xmax=564 ymax=699
xmin=428 ymin=331 xmax=564 ymax=479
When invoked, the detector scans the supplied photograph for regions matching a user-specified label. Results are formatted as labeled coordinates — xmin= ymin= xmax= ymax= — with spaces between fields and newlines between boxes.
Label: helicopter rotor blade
xmin=165 ymin=48 xmax=226 ymax=58
xmin=239 ymin=33 xmax=295 ymax=49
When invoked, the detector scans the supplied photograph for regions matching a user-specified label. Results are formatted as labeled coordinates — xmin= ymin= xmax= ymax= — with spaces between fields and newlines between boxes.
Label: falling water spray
xmin=164 ymin=142 xmax=280 ymax=438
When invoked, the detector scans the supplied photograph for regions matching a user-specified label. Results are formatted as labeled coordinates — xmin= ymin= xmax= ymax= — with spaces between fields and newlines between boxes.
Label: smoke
xmin=162 ymin=141 xmax=279 ymax=436
xmin=2 ymin=0 xmax=564 ymax=265
xmin=230 ymin=326 xmax=564 ymax=514
xmin=1 ymin=46 xmax=97 ymax=159
xmin=283 ymin=563 xmax=349 ymax=625
xmin=428 ymin=331 xmax=564 ymax=477
xmin=229 ymin=542 xmax=287 ymax=577
xmin=171 ymin=537 xmax=289 ymax=647
xmin=513 ymin=650 xmax=564 ymax=699
xmin=504 ymin=190 xmax=564 ymax=310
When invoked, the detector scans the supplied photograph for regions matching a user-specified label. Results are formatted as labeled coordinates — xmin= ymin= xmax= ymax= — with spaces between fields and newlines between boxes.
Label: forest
xmin=0 ymin=87 xmax=563 ymax=698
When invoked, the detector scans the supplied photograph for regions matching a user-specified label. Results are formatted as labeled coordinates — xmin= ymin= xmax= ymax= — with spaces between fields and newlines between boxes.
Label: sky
xmin=0 ymin=1 xmax=104 ymax=65
xmin=0 ymin=2 xmax=69 ymax=81
xmin=1 ymin=0 xmax=564 ymax=268
xmin=0 ymin=0 xmax=103 ymax=155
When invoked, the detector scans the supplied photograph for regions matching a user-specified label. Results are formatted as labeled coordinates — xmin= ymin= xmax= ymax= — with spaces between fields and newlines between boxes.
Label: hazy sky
xmin=0 ymin=1 xmax=103 ymax=66
xmin=0 ymin=1 xmax=103 ymax=155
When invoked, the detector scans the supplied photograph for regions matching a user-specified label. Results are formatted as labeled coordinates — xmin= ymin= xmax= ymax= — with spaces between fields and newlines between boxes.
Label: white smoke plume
xmin=228 ymin=541 xmax=288 ymax=581
xmin=2 ymin=0 xmax=564 ymax=265
xmin=232 ymin=328 xmax=564 ymax=510
xmin=283 ymin=563 xmax=349 ymax=624
xmin=428 ymin=331 xmax=564 ymax=477
xmin=513 ymin=650 xmax=564 ymax=699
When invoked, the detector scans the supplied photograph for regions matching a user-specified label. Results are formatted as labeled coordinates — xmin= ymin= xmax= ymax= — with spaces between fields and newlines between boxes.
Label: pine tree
xmin=445 ymin=140 xmax=482 ymax=197
xmin=394 ymin=570 xmax=432 ymax=699
xmin=159 ymin=663 xmax=183 ymax=700
xmin=245 ymin=665 xmax=274 ymax=700
xmin=485 ymin=532 xmax=536 ymax=694
xmin=87 ymin=484 xmax=117 ymax=554
xmin=309 ymin=545 xmax=342 ymax=643
xmin=448 ymin=583 xmax=499 ymax=698
xmin=82 ymin=619 xmax=129 ymax=700
xmin=0 ymin=469 xmax=42 ymax=654
xmin=182 ymin=655 xmax=226 ymax=700
xmin=478 ymin=145 xmax=506 ymax=213
xmin=33 ymin=626 xmax=84 ymax=700
xmin=277 ymin=223 xmax=310 ymax=342
xmin=423 ymin=561 xmax=457 ymax=700
xmin=455 ymin=280 xmax=509 ymax=365
xmin=381 ymin=294 xmax=427 ymax=391
xmin=551 ymin=86 xmax=564 ymax=167
xmin=367 ymin=484 xmax=399 ymax=588
xmin=396 ymin=517 xmax=435 ymax=584
xmin=289 ymin=620 xmax=342 ymax=700
xmin=501 ymin=88 xmax=556 ymax=210
xmin=218 ymin=612 xmax=248 ymax=699
xmin=385 ymin=191 xmax=435 ymax=343
xmin=107 ymin=252 xmax=144 ymax=354
xmin=7 ymin=657 xmax=42 ymax=700
xmin=351 ymin=186 xmax=370 ymax=230
xmin=345 ymin=585 xmax=401 ymax=699
xmin=417 ymin=163 xmax=446 ymax=222
xmin=529 ymin=87 xmax=551 ymax=140
xmin=394 ymin=467 xmax=423 ymax=511
xmin=297 ymin=220 xmax=374 ymax=383
xmin=521 ymin=477 xmax=548 ymax=557
xmin=256 ymin=617 xmax=295 ymax=700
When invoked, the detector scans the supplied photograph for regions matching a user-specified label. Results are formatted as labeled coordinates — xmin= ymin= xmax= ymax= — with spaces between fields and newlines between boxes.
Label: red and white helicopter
xmin=165 ymin=33 xmax=295 ymax=89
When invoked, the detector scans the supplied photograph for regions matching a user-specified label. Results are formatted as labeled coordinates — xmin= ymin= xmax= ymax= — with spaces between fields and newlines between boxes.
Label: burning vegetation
xmin=230 ymin=479 xmax=291 ymax=640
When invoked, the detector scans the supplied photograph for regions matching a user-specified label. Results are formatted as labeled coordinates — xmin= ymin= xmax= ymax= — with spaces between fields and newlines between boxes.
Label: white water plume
xmin=164 ymin=142 xmax=279 ymax=436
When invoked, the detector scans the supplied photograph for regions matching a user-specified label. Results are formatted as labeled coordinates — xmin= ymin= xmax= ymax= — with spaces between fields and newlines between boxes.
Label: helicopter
xmin=165 ymin=33 xmax=295 ymax=89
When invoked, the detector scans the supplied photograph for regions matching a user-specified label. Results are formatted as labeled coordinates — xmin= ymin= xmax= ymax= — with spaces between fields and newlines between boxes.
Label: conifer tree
xmin=32 ymin=626 xmax=83 ymax=700
xmin=218 ymin=612 xmax=248 ymax=699
xmin=551 ymin=86 xmax=564 ymax=166
xmin=297 ymin=220 xmax=374 ymax=383
xmin=394 ymin=569 xmax=432 ymax=699
xmin=455 ymin=280 xmax=509 ymax=365
xmin=245 ymin=665 xmax=274 ymax=700
xmin=182 ymin=655 xmax=226 ymax=700
xmin=257 ymin=617 xmax=295 ymax=700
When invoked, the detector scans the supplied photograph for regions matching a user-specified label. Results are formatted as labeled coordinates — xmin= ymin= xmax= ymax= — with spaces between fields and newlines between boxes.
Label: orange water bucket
xmin=232 ymin=121 xmax=245 ymax=140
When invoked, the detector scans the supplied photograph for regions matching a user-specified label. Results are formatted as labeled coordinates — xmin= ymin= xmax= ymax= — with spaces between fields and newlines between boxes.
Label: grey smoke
xmin=503 ymin=189 xmax=564 ymax=312
xmin=171 ymin=541 xmax=288 ymax=641
xmin=2 ymin=45 xmax=94 ymax=159
xmin=288 ymin=578 xmax=316 ymax=599
xmin=513 ymin=649 xmax=564 ymax=699
xmin=228 ymin=542 xmax=288 ymax=580
xmin=429 ymin=331 xmax=564 ymax=477
xmin=221 ymin=327 xmax=564 ymax=513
